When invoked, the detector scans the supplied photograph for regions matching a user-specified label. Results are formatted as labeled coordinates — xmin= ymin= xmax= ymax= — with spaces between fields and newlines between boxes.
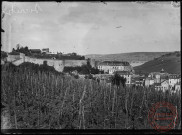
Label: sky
xmin=1 ymin=2 xmax=180 ymax=55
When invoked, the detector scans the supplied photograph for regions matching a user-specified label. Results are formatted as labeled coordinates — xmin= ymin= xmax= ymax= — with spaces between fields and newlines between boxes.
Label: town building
xmin=145 ymin=77 xmax=154 ymax=87
xmin=29 ymin=49 xmax=41 ymax=54
xmin=115 ymin=71 xmax=132 ymax=85
xmin=97 ymin=61 xmax=133 ymax=74
xmin=148 ymin=69 xmax=169 ymax=83
xmin=154 ymin=80 xmax=169 ymax=92
xmin=174 ymin=82 xmax=181 ymax=91
xmin=168 ymin=74 xmax=181 ymax=87
xmin=134 ymin=76 xmax=145 ymax=87
xmin=42 ymin=48 xmax=49 ymax=54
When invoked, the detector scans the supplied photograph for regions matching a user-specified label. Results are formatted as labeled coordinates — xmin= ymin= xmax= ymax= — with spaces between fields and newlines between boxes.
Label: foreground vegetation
xmin=1 ymin=64 xmax=181 ymax=129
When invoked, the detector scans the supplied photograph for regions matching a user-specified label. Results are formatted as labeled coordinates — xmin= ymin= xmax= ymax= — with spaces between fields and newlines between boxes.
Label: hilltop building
xmin=6 ymin=53 xmax=96 ymax=72
xmin=42 ymin=48 xmax=49 ymax=54
xmin=29 ymin=49 xmax=41 ymax=54
xmin=148 ymin=69 xmax=169 ymax=83
xmin=97 ymin=61 xmax=133 ymax=74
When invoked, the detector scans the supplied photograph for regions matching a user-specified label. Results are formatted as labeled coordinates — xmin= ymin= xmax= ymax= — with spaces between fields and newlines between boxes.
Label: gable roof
xmin=98 ymin=61 xmax=130 ymax=66
xmin=30 ymin=49 xmax=41 ymax=53
xmin=161 ymin=79 xmax=168 ymax=84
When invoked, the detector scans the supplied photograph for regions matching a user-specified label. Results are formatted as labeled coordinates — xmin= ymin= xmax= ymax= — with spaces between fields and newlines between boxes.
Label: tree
xmin=16 ymin=44 xmax=20 ymax=51
xmin=1 ymin=51 xmax=7 ymax=58
xmin=86 ymin=58 xmax=92 ymax=70
xmin=72 ymin=52 xmax=77 ymax=56
xmin=112 ymin=73 xmax=126 ymax=88
xmin=12 ymin=48 xmax=15 ymax=52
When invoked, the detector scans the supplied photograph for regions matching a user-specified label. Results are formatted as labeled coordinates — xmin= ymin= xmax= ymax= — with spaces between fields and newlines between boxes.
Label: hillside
xmin=85 ymin=52 xmax=171 ymax=63
xmin=134 ymin=52 xmax=181 ymax=74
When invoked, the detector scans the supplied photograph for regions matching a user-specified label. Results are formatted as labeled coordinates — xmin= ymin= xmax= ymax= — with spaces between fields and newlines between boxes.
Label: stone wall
xmin=7 ymin=53 xmax=96 ymax=72
xmin=7 ymin=55 xmax=20 ymax=62
xmin=24 ymin=57 xmax=64 ymax=72
xmin=63 ymin=60 xmax=87 ymax=67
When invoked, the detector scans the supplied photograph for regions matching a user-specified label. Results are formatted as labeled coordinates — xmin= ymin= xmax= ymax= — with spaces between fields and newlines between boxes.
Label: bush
xmin=111 ymin=73 xmax=126 ymax=87
xmin=1 ymin=51 xmax=8 ymax=59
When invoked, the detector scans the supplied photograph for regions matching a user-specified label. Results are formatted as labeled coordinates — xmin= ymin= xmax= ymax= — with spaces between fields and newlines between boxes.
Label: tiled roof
xmin=30 ymin=49 xmax=41 ymax=53
xmin=98 ymin=61 xmax=130 ymax=66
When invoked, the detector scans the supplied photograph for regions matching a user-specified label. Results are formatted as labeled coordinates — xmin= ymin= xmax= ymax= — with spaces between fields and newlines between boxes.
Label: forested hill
xmin=134 ymin=51 xmax=181 ymax=74
xmin=85 ymin=52 xmax=171 ymax=62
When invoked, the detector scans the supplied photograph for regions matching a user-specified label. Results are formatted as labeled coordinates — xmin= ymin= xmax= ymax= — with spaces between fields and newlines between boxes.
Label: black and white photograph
xmin=1 ymin=1 xmax=181 ymax=133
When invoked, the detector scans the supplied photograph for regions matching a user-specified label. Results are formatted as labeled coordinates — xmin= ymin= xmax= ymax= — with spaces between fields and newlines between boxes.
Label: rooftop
xmin=98 ymin=61 xmax=130 ymax=66
xmin=30 ymin=49 xmax=41 ymax=53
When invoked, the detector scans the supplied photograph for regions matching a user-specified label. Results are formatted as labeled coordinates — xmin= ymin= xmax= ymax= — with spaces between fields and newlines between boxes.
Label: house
xmin=42 ymin=48 xmax=49 ymax=54
xmin=148 ymin=69 xmax=169 ymax=83
xmin=29 ymin=49 xmax=41 ymax=54
xmin=175 ymin=82 xmax=181 ymax=91
xmin=169 ymin=74 xmax=181 ymax=87
xmin=97 ymin=61 xmax=133 ymax=74
xmin=145 ymin=77 xmax=154 ymax=87
xmin=1 ymin=59 xmax=5 ymax=65
xmin=134 ymin=76 xmax=145 ymax=87
xmin=115 ymin=71 xmax=132 ymax=85
xmin=154 ymin=80 xmax=169 ymax=92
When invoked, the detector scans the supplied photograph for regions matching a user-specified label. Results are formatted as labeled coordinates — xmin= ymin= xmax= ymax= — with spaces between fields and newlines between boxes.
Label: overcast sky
xmin=2 ymin=2 xmax=180 ymax=55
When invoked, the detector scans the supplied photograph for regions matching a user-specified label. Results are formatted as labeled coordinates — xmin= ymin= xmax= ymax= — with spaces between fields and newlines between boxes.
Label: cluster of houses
xmin=95 ymin=61 xmax=181 ymax=93
xmin=133 ymin=69 xmax=181 ymax=93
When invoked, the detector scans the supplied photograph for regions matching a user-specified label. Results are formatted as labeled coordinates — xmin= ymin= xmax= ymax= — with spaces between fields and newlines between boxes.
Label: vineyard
xmin=1 ymin=64 xmax=181 ymax=129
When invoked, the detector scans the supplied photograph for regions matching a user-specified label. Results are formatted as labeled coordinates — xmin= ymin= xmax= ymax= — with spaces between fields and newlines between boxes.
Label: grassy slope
xmin=85 ymin=52 xmax=170 ymax=62
xmin=134 ymin=52 xmax=181 ymax=74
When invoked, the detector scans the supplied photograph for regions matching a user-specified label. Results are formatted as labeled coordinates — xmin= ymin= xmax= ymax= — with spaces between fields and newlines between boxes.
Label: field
xmin=1 ymin=65 xmax=181 ymax=129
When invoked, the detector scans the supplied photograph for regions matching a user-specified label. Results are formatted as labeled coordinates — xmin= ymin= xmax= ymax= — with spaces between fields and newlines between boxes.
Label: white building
xmin=169 ymin=74 xmax=181 ymax=87
xmin=145 ymin=77 xmax=155 ymax=87
xmin=97 ymin=61 xmax=133 ymax=74
xmin=155 ymin=80 xmax=169 ymax=92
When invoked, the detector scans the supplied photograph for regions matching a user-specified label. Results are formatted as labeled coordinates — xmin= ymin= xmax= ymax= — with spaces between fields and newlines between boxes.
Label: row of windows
xmin=98 ymin=66 xmax=123 ymax=69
